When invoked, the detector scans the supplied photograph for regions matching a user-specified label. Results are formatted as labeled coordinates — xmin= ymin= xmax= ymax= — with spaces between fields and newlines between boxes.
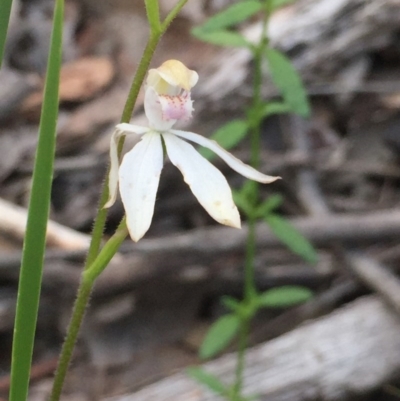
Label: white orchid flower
xmin=105 ymin=60 xmax=280 ymax=242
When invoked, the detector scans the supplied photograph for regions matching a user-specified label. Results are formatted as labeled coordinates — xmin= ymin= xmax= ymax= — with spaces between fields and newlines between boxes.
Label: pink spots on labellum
xmin=159 ymin=93 xmax=193 ymax=122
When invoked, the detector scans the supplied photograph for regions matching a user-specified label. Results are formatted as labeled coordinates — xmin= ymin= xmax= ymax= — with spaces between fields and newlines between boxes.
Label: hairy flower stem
xmin=232 ymin=3 xmax=271 ymax=399
xmin=49 ymin=221 xmax=128 ymax=401
xmin=50 ymin=1 xmax=188 ymax=398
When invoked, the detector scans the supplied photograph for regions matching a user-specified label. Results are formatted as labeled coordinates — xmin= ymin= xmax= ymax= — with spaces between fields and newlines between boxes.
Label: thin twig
xmin=0 ymin=197 xmax=90 ymax=249
xmin=345 ymin=252 xmax=400 ymax=314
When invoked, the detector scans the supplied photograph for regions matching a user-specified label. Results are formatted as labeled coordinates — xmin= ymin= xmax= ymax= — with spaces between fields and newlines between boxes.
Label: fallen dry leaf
xmin=21 ymin=56 xmax=115 ymax=115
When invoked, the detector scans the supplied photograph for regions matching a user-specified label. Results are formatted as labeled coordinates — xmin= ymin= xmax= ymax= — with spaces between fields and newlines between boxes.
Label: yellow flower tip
xmin=149 ymin=59 xmax=199 ymax=92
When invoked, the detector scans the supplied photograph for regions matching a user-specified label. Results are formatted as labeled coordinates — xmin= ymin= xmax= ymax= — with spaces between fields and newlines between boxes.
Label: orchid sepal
xmin=170 ymin=129 xmax=281 ymax=184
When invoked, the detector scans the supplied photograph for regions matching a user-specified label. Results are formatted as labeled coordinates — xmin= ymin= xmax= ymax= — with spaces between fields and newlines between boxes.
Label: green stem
xmin=48 ymin=279 xmax=92 ymax=401
xmin=120 ymin=33 xmax=161 ymax=124
xmin=244 ymin=216 xmax=257 ymax=300
xmin=161 ymin=0 xmax=188 ymax=31
xmin=49 ymin=221 xmax=128 ymax=401
xmin=232 ymin=316 xmax=250 ymax=399
xmin=145 ymin=0 xmax=161 ymax=33
xmin=84 ymin=220 xmax=128 ymax=283
xmin=232 ymin=215 xmax=256 ymax=399
xmin=232 ymin=3 xmax=271 ymax=400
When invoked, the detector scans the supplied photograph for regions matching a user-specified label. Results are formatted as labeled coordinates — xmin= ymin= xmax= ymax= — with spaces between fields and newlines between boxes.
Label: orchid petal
xmin=104 ymin=125 xmax=149 ymax=209
xmin=115 ymin=123 xmax=151 ymax=135
xmin=104 ymin=128 xmax=125 ymax=208
xmin=163 ymin=132 xmax=241 ymax=228
xmin=119 ymin=132 xmax=163 ymax=242
xmin=148 ymin=60 xmax=199 ymax=92
xmin=171 ymin=129 xmax=280 ymax=184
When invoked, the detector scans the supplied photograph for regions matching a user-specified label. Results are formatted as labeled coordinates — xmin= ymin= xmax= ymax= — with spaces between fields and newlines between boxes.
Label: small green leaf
xmin=265 ymin=48 xmax=310 ymax=117
xmin=200 ymin=119 xmax=248 ymax=160
xmin=264 ymin=213 xmax=318 ymax=264
xmin=233 ymin=180 xmax=258 ymax=216
xmin=200 ymin=314 xmax=240 ymax=359
xmin=233 ymin=189 xmax=253 ymax=217
xmin=192 ymin=28 xmax=250 ymax=47
xmin=199 ymin=1 xmax=263 ymax=32
xmin=221 ymin=296 xmax=241 ymax=312
xmin=270 ymin=0 xmax=297 ymax=12
xmin=260 ymin=101 xmax=291 ymax=119
xmin=255 ymin=194 xmax=283 ymax=217
xmin=257 ymin=286 xmax=313 ymax=307
xmin=187 ymin=367 xmax=228 ymax=396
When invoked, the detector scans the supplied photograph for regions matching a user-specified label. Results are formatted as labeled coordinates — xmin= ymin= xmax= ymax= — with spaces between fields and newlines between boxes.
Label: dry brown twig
xmin=0 ymin=197 xmax=90 ymax=250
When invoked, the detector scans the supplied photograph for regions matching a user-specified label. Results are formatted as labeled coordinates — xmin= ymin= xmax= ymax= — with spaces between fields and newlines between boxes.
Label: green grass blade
xmin=0 ymin=0 xmax=13 ymax=67
xmin=9 ymin=1 xmax=64 ymax=400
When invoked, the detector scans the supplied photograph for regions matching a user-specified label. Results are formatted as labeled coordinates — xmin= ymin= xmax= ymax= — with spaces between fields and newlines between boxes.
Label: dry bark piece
xmin=0 ymin=68 xmax=39 ymax=123
xmin=21 ymin=57 xmax=115 ymax=115
xmin=195 ymin=0 xmax=400 ymax=109
xmin=58 ymin=57 xmax=115 ymax=102
xmin=107 ymin=296 xmax=400 ymax=401
xmin=0 ymin=126 xmax=38 ymax=182
xmin=57 ymin=84 xmax=131 ymax=150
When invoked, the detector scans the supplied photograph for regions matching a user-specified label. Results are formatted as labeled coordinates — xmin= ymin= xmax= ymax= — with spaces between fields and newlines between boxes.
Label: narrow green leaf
xmin=260 ymin=101 xmax=291 ymax=119
xmin=232 ymin=181 xmax=257 ymax=217
xmin=221 ymin=296 xmax=241 ymax=312
xmin=257 ymin=286 xmax=313 ymax=307
xmin=264 ymin=213 xmax=318 ymax=264
xmin=271 ymin=0 xmax=297 ymax=11
xmin=192 ymin=28 xmax=250 ymax=47
xmin=0 ymin=0 xmax=13 ymax=67
xmin=265 ymin=48 xmax=310 ymax=117
xmin=199 ymin=1 xmax=262 ymax=32
xmin=200 ymin=314 xmax=240 ymax=359
xmin=255 ymin=194 xmax=283 ymax=217
xmin=232 ymin=189 xmax=253 ymax=217
xmin=9 ymin=1 xmax=64 ymax=400
xmin=200 ymin=119 xmax=248 ymax=160
xmin=187 ymin=367 xmax=228 ymax=396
